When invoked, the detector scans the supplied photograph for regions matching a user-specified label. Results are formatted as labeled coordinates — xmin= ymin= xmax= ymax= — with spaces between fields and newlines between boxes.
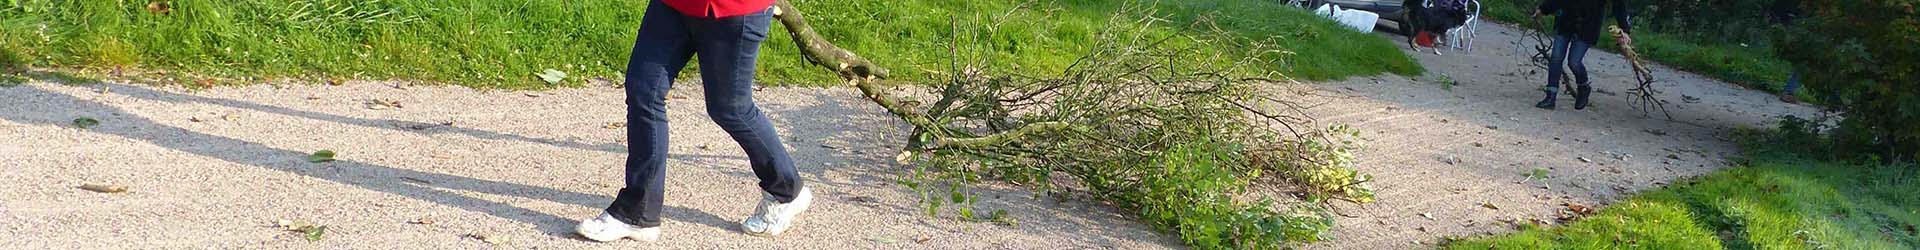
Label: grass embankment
xmin=1447 ymin=127 xmax=1920 ymax=249
xmin=0 ymin=0 xmax=1418 ymax=88
xmin=1478 ymin=0 xmax=1799 ymax=98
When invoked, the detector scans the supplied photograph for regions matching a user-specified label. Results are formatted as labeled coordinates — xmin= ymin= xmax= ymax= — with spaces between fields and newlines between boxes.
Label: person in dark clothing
xmin=1769 ymin=0 xmax=1804 ymax=103
xmin=1533 ymin=0 xmax=1632 ymax=110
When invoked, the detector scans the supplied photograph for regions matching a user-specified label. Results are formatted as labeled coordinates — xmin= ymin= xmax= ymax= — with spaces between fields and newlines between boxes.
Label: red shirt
xmin=661 ymin=0 xmax=776 ymax=18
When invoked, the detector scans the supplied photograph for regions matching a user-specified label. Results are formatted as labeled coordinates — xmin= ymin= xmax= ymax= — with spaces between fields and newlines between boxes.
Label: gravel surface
xmin=0 ymin=21 xmax=1819 ymax=250
xmin=0 ymin=80 xmax=1179 ymax=249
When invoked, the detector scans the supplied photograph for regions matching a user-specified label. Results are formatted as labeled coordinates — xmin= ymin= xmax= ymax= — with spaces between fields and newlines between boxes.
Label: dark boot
xmin=1574 ymin=84 xmax=1592 ymax=110
xmin=1535 ymin=91 xmax=1557 ymax=110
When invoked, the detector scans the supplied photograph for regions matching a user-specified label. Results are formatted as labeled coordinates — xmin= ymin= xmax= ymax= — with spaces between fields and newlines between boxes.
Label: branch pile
xmin=771 ymin=1 xmax=1375 ymax=247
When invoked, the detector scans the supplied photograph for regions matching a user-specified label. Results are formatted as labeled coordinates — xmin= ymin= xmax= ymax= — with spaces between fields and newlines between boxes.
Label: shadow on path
xmin=0 ymin=83 xmax=732 ymax=236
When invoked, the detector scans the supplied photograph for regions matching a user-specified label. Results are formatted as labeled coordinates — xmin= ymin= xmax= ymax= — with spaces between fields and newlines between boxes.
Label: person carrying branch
xmin=577 ymin=0 xmax=812 ymax=242
xmin=1533 ymin=0 xmax=1632 ymax=110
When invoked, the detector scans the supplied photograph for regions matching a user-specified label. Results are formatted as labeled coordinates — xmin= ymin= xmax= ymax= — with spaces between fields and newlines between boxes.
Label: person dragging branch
xmin=1533 ymin=0 xmax=1632 ymax=110
xmin=577 ymin=0 xmax=813 ymax=242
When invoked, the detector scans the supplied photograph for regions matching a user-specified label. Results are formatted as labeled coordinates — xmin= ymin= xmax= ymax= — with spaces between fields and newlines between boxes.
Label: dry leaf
xmin=146 ymin=1 xmax=172 ymax=15
xmin=400 ymin=177 xmax=432 ymax=184
xmin=407 ymin=218 xmax=436 ymax=225
xmin=79 ymin=184 xmax=127 ymax=193
xmin=1566 ymin=203 xmax=1596 ymax=215
xmin=465 ymin=233 xmax=505 ymax=244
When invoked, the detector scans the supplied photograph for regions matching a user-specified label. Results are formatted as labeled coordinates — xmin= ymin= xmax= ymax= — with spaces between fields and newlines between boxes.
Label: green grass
xmin=0 ymin=0 xmax=1417 ymax=89
xmin=1446 ymin=136 xmax=1920 ymax=249
xmin=1477 ymin=0 xmax=1796 ymax=97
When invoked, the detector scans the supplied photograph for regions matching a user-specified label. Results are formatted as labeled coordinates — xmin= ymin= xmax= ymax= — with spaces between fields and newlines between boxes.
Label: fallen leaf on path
xmin=604 ymin=122 xmax=626 ymax=129
xmin=365 ymin=99 xmax=402 ymax=110
xmin=1481 ymin=203 xmax=1500 ymax=210
xmin=1525 ymin=168 xmax=1550 ymax=180
xmin=308 ymin=150 xmax=337 ymax=163
xmin=1419 ymin=213 xmax=1434 ymax=220
xmin=72 ymin=117 xmax=100 ymax=129
xmin=1577 ymin=157 xmax=1592 ymax=163
xmin=1566 ymin=203 xmax=1596 ymax=215
xmin=290 ymin=225 xmax=327 ymax=242
xmin=400 ymin=177 xmax=432 ymax=184
xmin=78 ymin=184 xmax=127 ymax=193
xmin=465 ymin=233 xmax=505 ymax=244
xmin=915 ymin=236 xmax=932 ymax=244
xmin=407 ymin=218 xmax=436 ymax=225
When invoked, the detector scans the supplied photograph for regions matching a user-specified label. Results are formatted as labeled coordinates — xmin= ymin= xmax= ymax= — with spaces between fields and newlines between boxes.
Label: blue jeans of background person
xmin=1546 ymin=34 xmax=1592 ymax=94
xmin=1784 ymin=70 xmax=1802 ymax=94
xmin=606 ymin=1 xmax=802 ymax=228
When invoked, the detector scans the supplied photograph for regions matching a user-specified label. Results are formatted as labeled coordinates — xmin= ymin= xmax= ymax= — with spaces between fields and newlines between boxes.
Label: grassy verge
xmin=1478 ymin=0 xmax=1798 ymax=97
xmin=1445 ymin=127 xmax=1920 ymax=249
xmin=0 ymin=0 xmax=1417 ymax=88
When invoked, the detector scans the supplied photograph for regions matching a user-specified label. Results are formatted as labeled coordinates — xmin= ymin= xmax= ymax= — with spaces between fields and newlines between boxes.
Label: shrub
xmin=1774 ymin=0 xmax=1920 ymax=161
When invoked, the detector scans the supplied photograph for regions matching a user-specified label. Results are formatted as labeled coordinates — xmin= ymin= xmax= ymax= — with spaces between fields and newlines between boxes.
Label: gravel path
xmin=0 ymin=80 xmax=1179 ymax=249
xmin=0 ymin=22 xmax=1819 ymax=250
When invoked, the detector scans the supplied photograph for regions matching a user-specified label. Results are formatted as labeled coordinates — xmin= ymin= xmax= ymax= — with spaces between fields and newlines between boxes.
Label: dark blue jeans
xmin=1784 ymin=70 xmax=1802 ymax=94
xmin=605 ymin=1 xmax=802 ymax=228
xmin=1546 ymin=34 xmax=1592 ymax=94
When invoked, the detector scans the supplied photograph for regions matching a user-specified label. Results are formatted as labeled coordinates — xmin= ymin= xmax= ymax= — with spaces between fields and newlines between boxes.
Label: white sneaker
xmin=741 ymin=187 xmax=812 ymax=236
xmin=576 ymin=212 xmax=660 ymax=242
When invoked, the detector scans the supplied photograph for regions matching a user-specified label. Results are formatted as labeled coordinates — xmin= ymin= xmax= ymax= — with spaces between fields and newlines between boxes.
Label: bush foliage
xmin=1774 ymin=0 xmax=1920 ymax=160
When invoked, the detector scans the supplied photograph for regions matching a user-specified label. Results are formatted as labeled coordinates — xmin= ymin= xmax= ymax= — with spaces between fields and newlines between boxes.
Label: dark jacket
xmin=1538 ymin=0 xmax=1632 ymax=44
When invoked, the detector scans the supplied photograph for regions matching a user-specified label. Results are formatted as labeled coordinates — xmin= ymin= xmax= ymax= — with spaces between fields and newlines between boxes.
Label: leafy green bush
xmin=1774 ymin=0 xmax=1920 ymax=161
